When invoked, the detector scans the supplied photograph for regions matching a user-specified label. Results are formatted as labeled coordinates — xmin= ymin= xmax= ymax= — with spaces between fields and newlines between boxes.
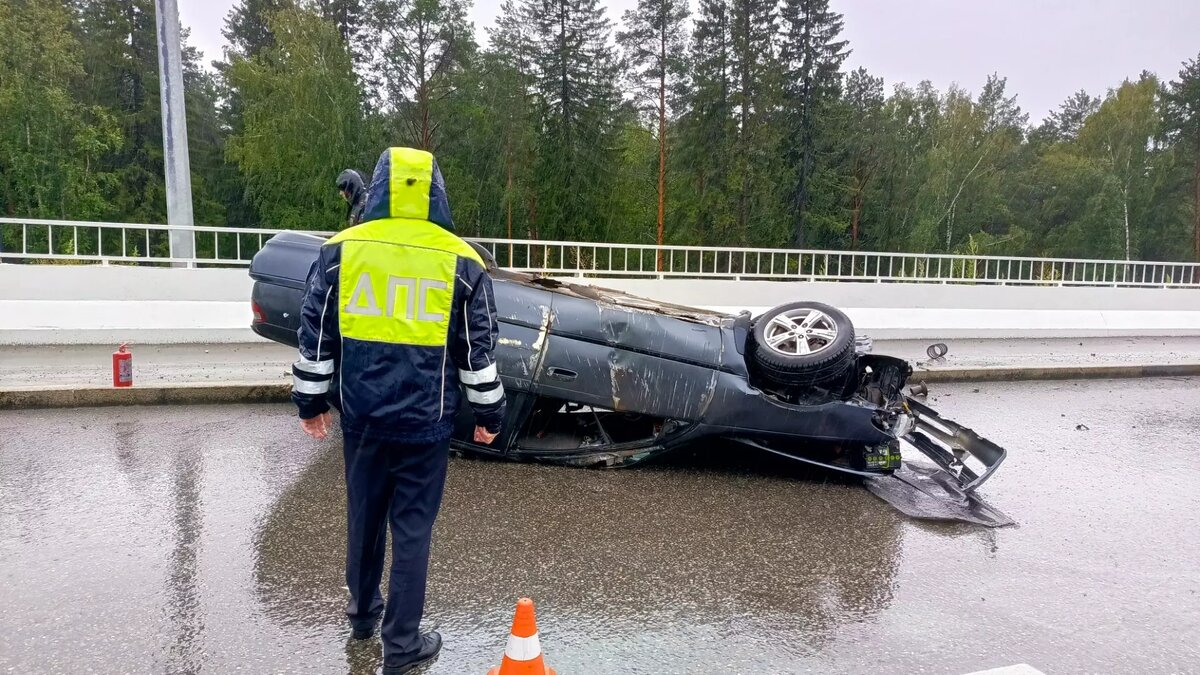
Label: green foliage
xmin=369 ymin=0 xmax=474 ymax=148
xmin=1163 ymin=53 xmax=1200 ymax=260
xmin=2 ymin=0 xmax=1200 ymax=266
xmin=674 ymin=0 xmax=737 ymax=245
xmin=1074 ymin=75 xmax=1160 ymax=259
xmin=0 ymin=0 xmax=121 ymax=227
xmin=519 ymin=0 xmax=625 ymax=241
xmin=779 ymin=0 xmax=848 ymax=246
xmin=226 ymin=6 xmax=365 ymax=230
xmin=728 ymin=0 xmax=786 ymax=246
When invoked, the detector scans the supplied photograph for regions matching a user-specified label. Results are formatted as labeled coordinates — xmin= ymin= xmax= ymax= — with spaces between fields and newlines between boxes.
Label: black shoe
xmin=350 ymin=617 xmax=380 ymax=640
xmin=382 ymin=632 xmax=442 ymax=674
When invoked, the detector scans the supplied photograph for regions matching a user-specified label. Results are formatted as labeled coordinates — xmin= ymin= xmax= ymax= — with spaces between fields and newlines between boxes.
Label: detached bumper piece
xmin=865 ymin=463 xmax=1015 ymax=527
xmin=903 ymin=397 xmax=1007 ymax=492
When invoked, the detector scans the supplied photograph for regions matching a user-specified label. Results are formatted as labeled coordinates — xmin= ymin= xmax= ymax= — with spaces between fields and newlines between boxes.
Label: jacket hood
xmin=360 ymin=147 xmax=454 ymax=230
xmin=337 ymin=169 xmax=366 ymax=203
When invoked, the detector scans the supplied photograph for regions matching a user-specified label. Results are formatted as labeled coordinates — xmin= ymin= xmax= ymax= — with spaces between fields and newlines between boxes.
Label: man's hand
xmin=301 ymin=411 xmax=333 ymax=440
xmin=474 ymin=426 xmax=498 ymax=445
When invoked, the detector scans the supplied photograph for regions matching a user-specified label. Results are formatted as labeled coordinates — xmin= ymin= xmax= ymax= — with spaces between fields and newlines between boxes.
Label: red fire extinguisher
xmin=112 ymin=343 xmax=133 ymax=388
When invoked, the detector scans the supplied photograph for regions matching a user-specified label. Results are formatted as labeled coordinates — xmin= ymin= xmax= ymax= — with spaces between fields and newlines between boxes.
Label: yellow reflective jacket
xmin=292 ymin=148 xmax=505 ymax=441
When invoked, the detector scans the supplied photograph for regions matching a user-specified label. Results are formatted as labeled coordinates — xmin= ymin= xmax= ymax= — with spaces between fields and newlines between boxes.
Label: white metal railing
xmin=2 ymin=217 xmax=1199 ymax=288
xmin=0 ymin=217 xmax=335 ymax=266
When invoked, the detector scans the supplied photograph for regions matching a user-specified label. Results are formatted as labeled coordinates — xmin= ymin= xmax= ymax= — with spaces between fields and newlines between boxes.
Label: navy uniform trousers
xmin=342 ymin=426 xmax=450 ymax=666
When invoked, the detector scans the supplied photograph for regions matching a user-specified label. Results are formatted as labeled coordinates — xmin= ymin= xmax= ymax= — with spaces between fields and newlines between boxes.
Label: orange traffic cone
xmin=487 ymin=598 xmax=556 ymax=675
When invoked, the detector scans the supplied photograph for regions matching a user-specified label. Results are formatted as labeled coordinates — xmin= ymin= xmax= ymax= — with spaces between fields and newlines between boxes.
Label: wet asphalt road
xmin=2 ymin=378 xmax=1199 ymax=674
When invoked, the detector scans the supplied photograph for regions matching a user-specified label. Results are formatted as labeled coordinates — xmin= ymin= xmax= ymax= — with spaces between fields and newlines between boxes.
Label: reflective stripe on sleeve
xmin=458 ymin=362 xmax=497 ymax=385
xmin=295 ymin=356 xmax=335 ymax=375
xmin=293 ymin=376 xmax=330 ymax=395
xmin=465 ymin=384 xmax=504 ymax=405
xmin=505 ymin=633 xmax=542 ymax=661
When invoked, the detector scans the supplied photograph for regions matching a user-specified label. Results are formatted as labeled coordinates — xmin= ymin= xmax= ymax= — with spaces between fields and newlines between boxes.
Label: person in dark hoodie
xmin=336 ymin=168 xmax=368 ymax=228
xmin=294 ymin=148 xmax=504 ymax=673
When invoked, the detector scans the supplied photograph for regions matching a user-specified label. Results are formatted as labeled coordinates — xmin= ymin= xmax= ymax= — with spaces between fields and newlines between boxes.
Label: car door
xmin=533 ymin=291 xmax=725 ymax=422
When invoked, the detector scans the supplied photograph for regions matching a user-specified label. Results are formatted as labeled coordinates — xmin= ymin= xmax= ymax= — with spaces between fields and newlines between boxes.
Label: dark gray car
xmin=249 ymin=231 xmax=1006 ymax=492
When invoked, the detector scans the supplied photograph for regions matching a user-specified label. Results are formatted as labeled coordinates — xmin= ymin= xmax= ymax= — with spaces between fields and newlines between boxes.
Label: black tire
xmin=749 ymin=301 xmax=856 ymax=387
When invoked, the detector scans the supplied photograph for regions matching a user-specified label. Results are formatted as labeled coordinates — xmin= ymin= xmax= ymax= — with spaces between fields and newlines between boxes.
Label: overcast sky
xmin=181 ymin=0 xmax=1200 ymax=123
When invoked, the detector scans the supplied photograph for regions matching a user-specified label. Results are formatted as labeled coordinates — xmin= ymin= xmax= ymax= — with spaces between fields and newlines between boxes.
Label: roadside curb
xmin=916 ymin=362 xmax=1200 ymax=383
xmin=3 ymin=363 xmax=1199 ymax=410
xmin=0 ymin=382 xmax=290 ymax=410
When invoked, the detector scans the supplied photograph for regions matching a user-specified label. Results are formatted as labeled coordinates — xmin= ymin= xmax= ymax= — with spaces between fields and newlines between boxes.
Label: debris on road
xmin=866 ymin=463 xmax=1014 ymax=527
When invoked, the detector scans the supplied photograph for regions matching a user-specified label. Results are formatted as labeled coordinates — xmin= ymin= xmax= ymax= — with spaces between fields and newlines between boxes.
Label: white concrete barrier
xmin=1 ymin=265 xmax=1198 ymax=344
xmin=1 ymin=266 xmax=254 ymax=344
xmin=573 ymin=278 xmax=1200 ymax=339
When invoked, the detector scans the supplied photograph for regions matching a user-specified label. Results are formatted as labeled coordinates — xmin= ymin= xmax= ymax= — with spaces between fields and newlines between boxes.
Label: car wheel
xmin=749 ymin=301 xmax=856 ymax=387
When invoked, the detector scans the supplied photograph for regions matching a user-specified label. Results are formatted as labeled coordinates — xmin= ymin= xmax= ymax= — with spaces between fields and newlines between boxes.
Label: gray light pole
xmin=155 ymin=0 xmax=196 ymax=264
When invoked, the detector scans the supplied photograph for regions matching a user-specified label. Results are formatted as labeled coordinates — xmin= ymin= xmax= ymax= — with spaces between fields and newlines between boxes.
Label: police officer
xmin=337 ymin=168 xmax=368 ymax=228
xmin=293 ymin=147 xmax=505 ymax=673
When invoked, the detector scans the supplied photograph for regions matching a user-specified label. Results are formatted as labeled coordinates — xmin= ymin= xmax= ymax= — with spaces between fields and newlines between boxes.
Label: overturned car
xmin=249 ymin=232 xmax=1006 ymax=494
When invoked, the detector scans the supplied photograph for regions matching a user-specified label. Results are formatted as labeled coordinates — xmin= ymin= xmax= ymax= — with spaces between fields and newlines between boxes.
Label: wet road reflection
xmin=254 ymin=444 xmax=904 ymax=673
xmin=2 ymin=377 xmax=1199 ymax=673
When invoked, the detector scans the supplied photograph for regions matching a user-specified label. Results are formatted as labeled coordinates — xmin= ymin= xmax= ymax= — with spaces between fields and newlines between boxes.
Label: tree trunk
xmin=1193 ymin=143 xmax=1200 ymax=263
xmin=946 ymin=203 xmax=953 ymax=251
xmin=419 ymin=94 xmax=432 ymax=150
xmin=736 ymin=7 xmax=751 ymax=239
xmin=417 ymin=30 xmax=432 ymax=150
xmin=1122 ymin=184 xmax=1131 ymax=261
xmin=528 ymin=194 xmax=539 ymax=240
xmin=850 ymin=187 xmax=863 ymax=249
xmin=656 ymin=27 xmax=667 ymax=272
xmin=506 ymin=156 xmax=514 ymax=264
xmin=794 ymin=139 xmax=810 ymax=247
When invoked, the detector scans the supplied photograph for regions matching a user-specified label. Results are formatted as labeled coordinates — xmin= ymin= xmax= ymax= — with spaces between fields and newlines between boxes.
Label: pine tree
xmin=1046 ymin=90 xmax=1101 ymax=141
xmin=840 ymin=68 xmax=884 ymax=248
xmin=315 ymin=0 xmax=366 ymax=46
xmin=483 ymin=1 xmax=540 ymax=239
xmin=778 ymin=0 xmax=848 ymax=247
xmin=617 ymin=0 xmax=689 ymax=265
xmin=524 ymin=0 xmax=623 ymax=241
xmin=314 ymin=0 xmax=377 ymax=95
xmin=1164 ymin=54 xmax=1200 ymax=261
xmin=221 ymin=0 xmax=296 ymax=59
xmin=728 ymin=0 xmax=781 ymax=243
xmin=74 ymin=0 xmax=164 ymax=222
xmin=676 ymin=0 xmax=736 ymax=245
xmin=370 ymin=0 xmax=474 ymax=150
xmin=72 ymin=0 xmax=225 ymax=225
